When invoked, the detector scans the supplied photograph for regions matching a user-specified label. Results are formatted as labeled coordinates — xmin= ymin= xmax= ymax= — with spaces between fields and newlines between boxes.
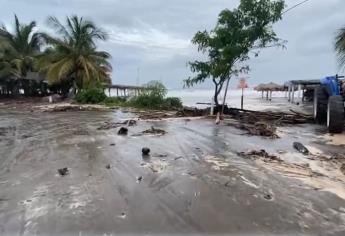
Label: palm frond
xmin=47 ymin=16 xmax=71 ymax=40
xmin=335 ymin=27 xmax=345 ymax=69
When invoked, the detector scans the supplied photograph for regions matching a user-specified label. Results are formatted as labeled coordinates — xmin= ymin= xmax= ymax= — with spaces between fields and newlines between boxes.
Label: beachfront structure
xmin=254 ymin=82 xmax=285 ymax=100
xmin=104 ymin=84 xmax=149 ymax=97
xmin=284 ymin=80 xmax=320 ymax=104
xmin=0 ymin=71 xmax=150 ymax=98
xmin=0 ymin=72 xmax=48 ymax=96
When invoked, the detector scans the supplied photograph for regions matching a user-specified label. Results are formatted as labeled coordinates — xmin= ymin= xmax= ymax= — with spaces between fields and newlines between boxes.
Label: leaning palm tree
xmin=0 ymin=15 xmax=45 ymax=79
xmin=38 ymin=16 xmax=112 ymax=90
xmin=335 ymin=27 xmax=345 ymax=69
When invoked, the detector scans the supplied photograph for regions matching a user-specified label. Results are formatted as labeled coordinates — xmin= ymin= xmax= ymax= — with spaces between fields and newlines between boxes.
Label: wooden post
xmin=288 ymin=85 xmax=291 ymax=102
xmin=241 ymin=87 xmax=244 ymax=109
xmin=269 ymin=91 xmax=272 ymax=101
xmin=266 ymin=91 xmax=269 ymax=100
xmin=291 ymin=85 xmax=295 ymax=103
xmin=261 ymin=91 xmax=264 ymax=98
xmin=108 ymin=88 xmax=111 ymax=97
xmin=302 ymin=88 xmax=305 ymax=102
xmin=297 ymin=84 xmax=302 ymax=103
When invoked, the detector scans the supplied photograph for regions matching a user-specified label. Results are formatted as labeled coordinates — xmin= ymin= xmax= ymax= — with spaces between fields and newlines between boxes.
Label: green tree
xmin=335 ymin=27 xmax=345 ymax=69
xmin=37 ymin=15 xmax=112 ymax=92
xmin=0 ymin=15 xmax=45 ymax=80
xmin=144 ymin=80 xmax=167 ymax=97
xmin=185 ymin=0 xmax=285 ymax=106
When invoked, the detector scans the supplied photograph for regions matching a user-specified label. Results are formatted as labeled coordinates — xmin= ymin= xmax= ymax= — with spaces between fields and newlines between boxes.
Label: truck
xmin=313 ymin=75 xmax=345 ymax=133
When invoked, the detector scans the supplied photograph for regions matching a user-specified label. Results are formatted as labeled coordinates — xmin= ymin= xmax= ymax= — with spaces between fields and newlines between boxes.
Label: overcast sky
xmin=1 ymin=0 xmax=344 ymax=89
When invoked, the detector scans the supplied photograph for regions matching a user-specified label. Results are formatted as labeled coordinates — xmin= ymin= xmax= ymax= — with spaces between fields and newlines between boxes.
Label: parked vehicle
xmin=314 ymin=75 xmax=345 ymax=133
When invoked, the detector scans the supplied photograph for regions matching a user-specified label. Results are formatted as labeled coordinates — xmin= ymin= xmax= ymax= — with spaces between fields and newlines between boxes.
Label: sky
xmin=1 ymin=0 xmax=344 ymax=89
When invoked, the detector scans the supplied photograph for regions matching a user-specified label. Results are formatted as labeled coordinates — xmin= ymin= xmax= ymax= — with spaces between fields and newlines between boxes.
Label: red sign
xmin=237 ymin=78 xmax=248 ymax=89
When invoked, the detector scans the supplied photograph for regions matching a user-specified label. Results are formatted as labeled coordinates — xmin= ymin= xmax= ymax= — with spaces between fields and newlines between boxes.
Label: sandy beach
xmin=0 ymin=100 xmax=345 ymax=235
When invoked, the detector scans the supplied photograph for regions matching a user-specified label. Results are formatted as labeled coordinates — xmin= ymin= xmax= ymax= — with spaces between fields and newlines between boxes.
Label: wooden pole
xmin=297 ymin=84 xmax=302 ymax=103
xmin=302 ymin=88 xmax=305 ymax=102
xmin=241 ymin=87 xmax=244 ymax=110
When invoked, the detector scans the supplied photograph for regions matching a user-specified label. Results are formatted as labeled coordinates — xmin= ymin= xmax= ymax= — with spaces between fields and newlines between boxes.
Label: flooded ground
xmin=0 ymin=109 xmax=345 ymax=235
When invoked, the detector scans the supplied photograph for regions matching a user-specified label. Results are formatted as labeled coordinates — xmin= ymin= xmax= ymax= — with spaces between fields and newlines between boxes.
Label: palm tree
xmin=0 ymin=15 xmax=45 ymax=79
xmin=38 ymin=16 xmax=112 ymax=91
xmin=335 ymin=27 xmax=345 ymax=69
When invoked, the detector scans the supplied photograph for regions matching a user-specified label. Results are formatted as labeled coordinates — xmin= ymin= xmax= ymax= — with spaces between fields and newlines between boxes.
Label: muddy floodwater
xmin=1 ymin=109 xmax=345 ymax=235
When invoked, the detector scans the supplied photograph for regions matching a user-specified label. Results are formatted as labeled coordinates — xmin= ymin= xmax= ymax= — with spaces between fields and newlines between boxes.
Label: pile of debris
xmin=176 ymin=107 xmax=209 ymax=117
xmin=0 ymin=126 xmax=16 ymax=136
xmin=138 ymin=111 xmax=174 ymax=120
xmin=98 ymin=119 xmax=137 ymax=130
xmin=142 ymin=126 xmax=166 ymax=135
xmin=238 ymin=149 xmax=281 ymax=162
xmin=137 ymin=107 xmax=208 ymax=120
xmin=225 ymin=108 xmax=313 ymax=138
xmin=227 ymin=108 xmax=313 ymax=125
xmin=230 ymin=121 xmax=278 ymax=138
xmin=36 ymin=103 xmax=110 ymax=112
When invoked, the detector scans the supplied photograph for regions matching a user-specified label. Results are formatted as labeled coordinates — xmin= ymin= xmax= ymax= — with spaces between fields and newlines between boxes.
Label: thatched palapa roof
xmin=254 ymin=82 xmax=285 ymax=91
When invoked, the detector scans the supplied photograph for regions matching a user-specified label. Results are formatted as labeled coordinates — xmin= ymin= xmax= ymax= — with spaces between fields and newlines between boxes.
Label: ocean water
xmin=108 ymin=88 xmax=287 ymax=110
xmin=167 ymin=89 xmax=286 ymax=109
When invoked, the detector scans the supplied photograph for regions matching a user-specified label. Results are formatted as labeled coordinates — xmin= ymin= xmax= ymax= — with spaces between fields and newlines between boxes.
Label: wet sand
xmin=0 ymin=109 xmax=345 ymax=235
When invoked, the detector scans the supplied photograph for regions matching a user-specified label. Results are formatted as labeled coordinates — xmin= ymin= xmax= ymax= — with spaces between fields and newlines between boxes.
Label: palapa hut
xmin=0 ymin=72 xmax=49 ymax=96
xmin=254 ymin=82 xmax=285 ymax=101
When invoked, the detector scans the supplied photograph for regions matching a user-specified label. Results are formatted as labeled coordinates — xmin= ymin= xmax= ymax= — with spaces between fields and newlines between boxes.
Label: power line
xmin=283 ymin=0 xmax=312 ymax=14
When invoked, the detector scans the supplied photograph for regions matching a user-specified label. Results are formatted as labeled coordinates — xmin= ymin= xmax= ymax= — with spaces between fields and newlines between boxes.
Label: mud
xmin=0 ymin=109 xmax=345 ymax=235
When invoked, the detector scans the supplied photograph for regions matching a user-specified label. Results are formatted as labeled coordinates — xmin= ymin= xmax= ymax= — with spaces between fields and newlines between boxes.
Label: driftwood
xmin=226 ymin=107 xmax=313 ymax=125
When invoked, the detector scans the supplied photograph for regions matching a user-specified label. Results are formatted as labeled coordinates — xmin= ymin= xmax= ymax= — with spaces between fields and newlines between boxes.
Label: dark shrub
xmin=164 ymin=97 xmax=183 ymax=109
xmin=103 ymin=97 xmax=126 ymax=106
xmin=128 ymin=94 xmax=165 ymax=109
xmin=75 ymin=88 xmax=107 ymax=104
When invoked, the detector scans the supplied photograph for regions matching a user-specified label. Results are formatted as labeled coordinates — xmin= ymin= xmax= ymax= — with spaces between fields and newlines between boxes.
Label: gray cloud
xmin=1 ymin=0 xmax=344 ymax=88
